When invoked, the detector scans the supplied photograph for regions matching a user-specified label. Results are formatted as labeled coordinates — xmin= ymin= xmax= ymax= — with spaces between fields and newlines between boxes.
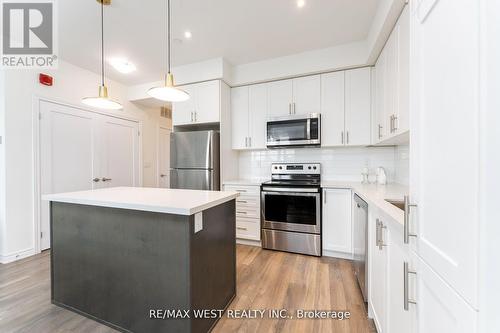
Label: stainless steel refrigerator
xmin=170 ymin=131 xmax=220 ymax=190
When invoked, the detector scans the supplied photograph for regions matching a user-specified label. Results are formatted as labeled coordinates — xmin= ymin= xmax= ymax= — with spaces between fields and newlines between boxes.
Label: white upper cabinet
xmin=195 ymin=80 xmax=221 ymax=124
xmin=374 ymin=5 xmax=410 ymax=144
xmin=231 ymin=84 xmax=268 ymax=150
xmin=231 ymin=86 xmax=249 ymax=150
xmin=320 ymin=71 xmax=345 ymax=146
xmin=172 ymin=80 xmax=220 ymax=125
xmin=322 ymin=188 xmax=352 ymax=256
xmin=409 ymin=0 xmax=479 ymax=308
xmin=292 ymin=75 xmax=321 ymax=115
xmin=172 ymin=85 xmax=196 ymax=125
xmin=345 ymin=68 xmax=371 ymax=146
xmin=321 ymin=69 xmax=371 ymax=147
xmin=248 ymin=83 xmax=268 ymax=149
xmin=268 ymin=79 xmax=293 ymax=118
xmin=268 ymin=76 xmax=320 ymax=118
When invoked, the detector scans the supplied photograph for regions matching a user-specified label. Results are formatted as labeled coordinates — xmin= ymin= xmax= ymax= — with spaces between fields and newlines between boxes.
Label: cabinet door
xmin=409 ymin=0 xmax=479 ymax=307
xmin=369 ymin=213 xmax=388 ymax=333
xmin=374 ymin=47 xmax=387 ymax=142
xmin=268 ymin=79 xmax=293 ymax=118
xmin=395 ymin=5 xmax=410 ymax=134
xmin=320 ymin=72 xmax=345 ymax=146
xmin=345 ymin=68 xmax=371 ymax=146
xmin=385 ymin=27 xmax=398 ymax=137
xmin=196 ymin=80 xmax=220 ymax=123
xmin=231 ymin=86 xmax=249 ymax=150
xmin=172 ymin=85 xmax=196 ymax=125
xmin=322 ymin=189 xmax=352 ymax=255
xmin=248 ymin=83 xmax=268 ymax=149
xmin=292 ymin=75 xmax=321 ymax=115
xmin=387 ymin=222 xmax=411 ymax=333
xmin=411 ymin=254 xmax=477 ymax=333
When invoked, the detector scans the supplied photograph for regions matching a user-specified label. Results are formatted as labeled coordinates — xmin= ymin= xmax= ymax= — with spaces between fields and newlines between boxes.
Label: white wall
xmin=238 ymin=147 xmax=399 ymax=183
xmin=0 ymin=61 xmax=161 ymax=263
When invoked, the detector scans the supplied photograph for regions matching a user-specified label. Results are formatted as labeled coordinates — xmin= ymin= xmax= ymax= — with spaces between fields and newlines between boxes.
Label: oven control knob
xmin=313 ymin=166 xmax=317 ymax=170
xmin=308 ymin=166 xmax=312 ymax=170
xmin=279 ymin=166 xmax=283 ymax=170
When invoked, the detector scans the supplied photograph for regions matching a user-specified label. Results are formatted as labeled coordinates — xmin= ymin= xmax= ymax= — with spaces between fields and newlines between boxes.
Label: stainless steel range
xmin=261 ymin=163 xmax=321 ymax=256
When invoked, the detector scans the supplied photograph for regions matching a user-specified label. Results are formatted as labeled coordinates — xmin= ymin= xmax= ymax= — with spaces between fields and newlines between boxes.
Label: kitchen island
xmin=43 ymin=187 xmax=238 ymax=333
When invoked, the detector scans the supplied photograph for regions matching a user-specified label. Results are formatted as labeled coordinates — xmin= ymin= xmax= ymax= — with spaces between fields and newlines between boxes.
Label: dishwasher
xmin=353 ymin=194 xmax=368 ymax=302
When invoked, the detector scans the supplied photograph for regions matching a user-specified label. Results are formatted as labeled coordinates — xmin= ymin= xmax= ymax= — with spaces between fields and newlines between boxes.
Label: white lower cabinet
xmin=369 ymin=208 xmax=411 ymax=333
xmin=369 ymin=208 xmax=388 ymax=333
xmin=410 ymin=254 xmax=477 ymax=333
xmin=223 ymin=185 xmax=261 ymax=241
xmin=322 ymin=188 xmax=352 ymax=258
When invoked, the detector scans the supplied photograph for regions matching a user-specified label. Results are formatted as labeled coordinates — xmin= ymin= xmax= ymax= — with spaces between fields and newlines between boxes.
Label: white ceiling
xmin=59 ymin=0 xmax=380 ymax=85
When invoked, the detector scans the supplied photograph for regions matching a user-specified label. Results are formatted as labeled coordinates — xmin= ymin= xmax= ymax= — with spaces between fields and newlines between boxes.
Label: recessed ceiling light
xmin=109 ymin=58 xmax=136 ymax=74
xmin=297 ymin=0 xmax=305 ymax=8
xmin=184 ymin=31 xmax=192 ymax=39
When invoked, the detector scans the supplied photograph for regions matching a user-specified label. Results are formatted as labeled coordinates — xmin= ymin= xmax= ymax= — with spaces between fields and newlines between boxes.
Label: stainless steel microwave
xmin=266 ymin=113 xmax=321 ymax=148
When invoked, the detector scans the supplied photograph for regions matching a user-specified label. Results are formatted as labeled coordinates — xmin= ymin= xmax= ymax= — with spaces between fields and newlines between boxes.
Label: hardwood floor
xmin=0 ymin=246 xmax=375 ymax=333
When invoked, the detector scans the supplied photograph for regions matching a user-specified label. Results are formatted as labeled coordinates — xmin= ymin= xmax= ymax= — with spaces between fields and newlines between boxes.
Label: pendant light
xmin=147 ymin=0 xmax=189 ymax=102
xmin=82 ymin=0 xmax=123 ymax=110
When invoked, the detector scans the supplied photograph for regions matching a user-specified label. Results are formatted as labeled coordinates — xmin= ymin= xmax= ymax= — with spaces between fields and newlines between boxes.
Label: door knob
xmin=93 ymin=178 xmax=100 ymax=182
xmin=160 ymin=174 xmax=167 ymax=178
xmin=102 ymin=177 xmax=112 ymax=182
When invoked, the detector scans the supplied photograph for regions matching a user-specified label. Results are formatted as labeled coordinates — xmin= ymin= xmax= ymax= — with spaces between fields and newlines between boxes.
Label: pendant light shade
xmin=147 ymin=73 xmax=189 ymax=102
xmin=82 ymin=0 xmax=123 ymax=110
xmin=82 ymin=85 xmax=123 ymax=110
xmin=148 ymin=0 xmax=190 ymax=102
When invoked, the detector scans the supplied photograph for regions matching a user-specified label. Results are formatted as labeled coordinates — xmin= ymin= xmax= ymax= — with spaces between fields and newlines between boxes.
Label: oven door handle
xmin=262 ymin=187 xmax=320 ymax=194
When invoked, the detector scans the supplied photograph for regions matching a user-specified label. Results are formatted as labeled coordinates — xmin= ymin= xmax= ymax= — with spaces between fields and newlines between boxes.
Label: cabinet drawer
xmin=236 ymin=206 xmax=260 ymax=219
xmin=236 ymin=218 xmax=261 ymax=241
xmin=236 ymin=195 xmax=260 ymax=208
xmin=224 ymin=185 xmax=260 ymax=195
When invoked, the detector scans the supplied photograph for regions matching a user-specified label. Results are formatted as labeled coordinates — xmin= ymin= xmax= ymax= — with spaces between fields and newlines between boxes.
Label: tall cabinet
xmin=407 ymin=0 xmax=480 ymax=332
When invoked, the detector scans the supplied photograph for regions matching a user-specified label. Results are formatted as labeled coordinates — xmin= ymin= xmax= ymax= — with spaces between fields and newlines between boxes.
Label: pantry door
xmin=97 ymin=114 xmax=141 ymax=188
xmin=39 ymin=101 xmax=99 ymax=250
xmin=39 ymin=101 xmax=140 ymax=250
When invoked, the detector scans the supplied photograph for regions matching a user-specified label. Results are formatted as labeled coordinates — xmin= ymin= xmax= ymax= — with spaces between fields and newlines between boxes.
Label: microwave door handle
xmin=307 ymin=118 xmax=311 ymax=139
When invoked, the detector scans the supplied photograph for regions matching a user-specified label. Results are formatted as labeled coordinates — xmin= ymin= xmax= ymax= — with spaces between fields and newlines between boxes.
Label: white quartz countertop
xmin=322 ymin=181 xmax=409 ymax=225
xmin=43 ymin=187 xmax=239 ymax=216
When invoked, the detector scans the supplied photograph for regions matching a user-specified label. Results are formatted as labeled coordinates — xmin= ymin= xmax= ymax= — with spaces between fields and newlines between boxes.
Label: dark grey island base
xmin=50 ymin=200 xmax=236 ymax=333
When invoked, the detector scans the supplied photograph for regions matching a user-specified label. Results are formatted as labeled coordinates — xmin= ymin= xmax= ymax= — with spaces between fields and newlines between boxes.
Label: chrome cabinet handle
xmin=404 ymin=262 xmax=417 ymax=311
xmin=376 ymin=219 xmax=380 ymax=246
xmin=376 ymin=219 xmax=387 ymax=250
xmin=393 ymin=115 xmax=398 ymax=131
xmin=293 ymin=103 xmax=296 ymax=114
xmin=236 ymin=190 xmax=247 ymax=193
xmin=249 ymin=137 xmax=252 ymax=147
xmin=390 ymin=115 xmax=394 ymax=133
xmin=237 ymin=200 xmax=248 ymax=204
xmin=341 ymin=131 xmax=344 ymax=144
xmin=378 ymin=124 xmax=383 ymax=139
xmin=346 ymin=131 xmax=350 ymax=144
xmin=93 ymin=178 xmax=100 ymax=182
xmin=245 ymin=137 xmax=248 ymax=147
xmin=404 ymin=195 xmax=418 ymax=244
xmin=236 ymin=227 xmax=248 ymax=231
xmin=323 ymin=190 xmax=327 ymax=204
xmin=289 ymin=103 xmax=292 ymax=115
xmin=102 ymin=177 xmax=112 ymax=182
xmin=236 ymin=211 xmax=247 ymax=215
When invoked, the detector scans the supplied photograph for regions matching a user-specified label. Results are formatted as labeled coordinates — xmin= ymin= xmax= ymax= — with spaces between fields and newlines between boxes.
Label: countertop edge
xmin=43 ymin=193 xmax=240 ymax=216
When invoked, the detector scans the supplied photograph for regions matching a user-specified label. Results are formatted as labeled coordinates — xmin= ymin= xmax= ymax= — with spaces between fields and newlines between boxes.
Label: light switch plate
xmin=194 ymin=212 xmax=203 ymax=233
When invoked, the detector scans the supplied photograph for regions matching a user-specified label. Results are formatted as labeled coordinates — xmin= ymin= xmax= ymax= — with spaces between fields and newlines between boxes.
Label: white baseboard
xmin=322 ymin=249 xmax=353 ymax=260
xmin=0 ymin=248 xmax=36 ymax=264
xmin=236 ymin=238 xmax=261 ymax=247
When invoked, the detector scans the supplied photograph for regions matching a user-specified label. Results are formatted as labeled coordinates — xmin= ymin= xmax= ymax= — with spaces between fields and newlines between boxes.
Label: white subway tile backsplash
xmin=238 ymin=147 xmax=401 ymax=182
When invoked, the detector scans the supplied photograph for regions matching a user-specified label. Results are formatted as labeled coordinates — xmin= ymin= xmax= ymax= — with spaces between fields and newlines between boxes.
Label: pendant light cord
xmin=167 ymin=0 xmax=171 ymax=74
xmin=101 ymin=0 xmax=105 ymax=86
